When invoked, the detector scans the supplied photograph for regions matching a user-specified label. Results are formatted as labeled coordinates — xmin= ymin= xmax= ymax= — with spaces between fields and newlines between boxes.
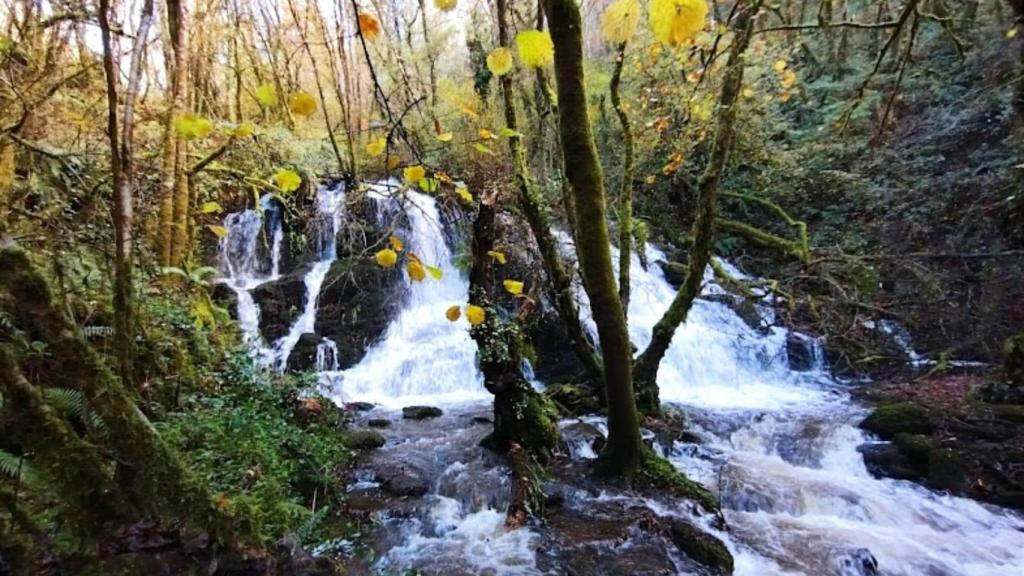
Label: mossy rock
xmin=669 ymin=520 xmax=734 ymax=575
xmin=860 ymin=402 xmax=934 ymax=440
xmin=927 ymin=448 xmax=970 ymax=492
xmin=893 ymin=433 xmax=936 ymax=465
xmin=544 ymin=381 xmax=602 ymax=416
xmin=346 ymin=430 xmax=385 ymax=450
xmin=991 ymin=403 xmax=1024 ymax=424
xmin=634 ymin=451 xmax=719 ymax=514
xmin=402 ymin=406 xmax=443 ymax=420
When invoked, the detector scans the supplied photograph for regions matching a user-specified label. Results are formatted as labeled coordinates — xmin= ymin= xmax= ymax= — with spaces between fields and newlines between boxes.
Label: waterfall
xmin=218 ymin=183 xmax=346 ymax=371
xmin=321 ymin=183 xmax=486 ymax=407
xmin=315 ymin=338 xmax=339 ymax=372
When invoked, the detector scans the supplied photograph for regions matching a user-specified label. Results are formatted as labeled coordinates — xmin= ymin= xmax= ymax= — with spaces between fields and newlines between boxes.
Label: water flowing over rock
xmin=224 ymin=182 xmax=1024 ymax=575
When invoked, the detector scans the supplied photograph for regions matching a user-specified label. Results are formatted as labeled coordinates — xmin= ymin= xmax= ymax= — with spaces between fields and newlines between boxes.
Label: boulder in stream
xmin=375 ymin=464 xmax=430 ymax=497
xmin=346 ymin=429 xmax=386 ymax=450
xmin=402 ymin=406 xmax=443 ymax=420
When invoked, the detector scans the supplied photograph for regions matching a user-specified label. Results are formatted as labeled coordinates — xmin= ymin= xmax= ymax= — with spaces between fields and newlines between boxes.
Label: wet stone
xmin=347 ymin=430 xmax=386 ymax=450
xmin=375 ymin=464 xmax=430 ymax=497
xmin=402 ymin=405 xmax=443 ymax=420
xmin=347 ymin=402 xmax=375 ymax=412
xmin=367 ymin=418 xmax=391 ymax=429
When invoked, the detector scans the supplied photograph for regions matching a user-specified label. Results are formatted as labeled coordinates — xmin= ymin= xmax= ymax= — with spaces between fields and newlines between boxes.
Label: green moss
xmin=634 ymin=450 xmax=719 ymax=514
xmin=893 ymin=433 xmax=936 ymax=464
xmin=860 ymin=402 xmax=934 ymax=439
xmin=669 ymin=519 xmax=735 ymax=575
xmin=991 ymin=403 xmax=1024 ymax=424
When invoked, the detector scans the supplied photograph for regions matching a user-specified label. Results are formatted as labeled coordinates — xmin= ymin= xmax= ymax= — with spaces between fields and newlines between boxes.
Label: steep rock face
xmin=251 ymin=270 xmax=307 ymax=343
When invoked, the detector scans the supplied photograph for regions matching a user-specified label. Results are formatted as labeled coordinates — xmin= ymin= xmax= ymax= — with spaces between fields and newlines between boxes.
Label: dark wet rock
xmin=471 ymin=416 xmax=492 ymax=425
xmin=211 ymin=283 xmax=238 ymax=316
xmin=375 ymin=464 xmax=430 ymax=497
xmin=314 ymin=256 xmax=401 ymax=370
xmin=347 ymin=430 xmax=386 ymax=450
xmin=657 ymin=260 xmax=687 ymax=287
xmin=702 ymin=293 xmax=766 ymax=333
xmin=346 ymin=402 xmax=375 ymax=412
xmin=559 ymin=421 xmax=604 ymax=458
xmin=858 ymin=442 xmax=924 ymax=481
xmin=981 ymin=334 xmax=1024 ymax=404
xmin=277 ymin=535 xmax=343 ymax=576
xmin=527 ymin=311 xmax=589 ymax=385
xmin=251 ymin=269 xmax=308 ymax=343
xmin=287 ymin=333 xmax=321 ymax=372
xmin=786 ymin=333 xmax=818 ymax=371
xmin=859 ymin=402 xmax=934 ymax=439
xmin=668 ymin=520 xmax=734 ymax=575
xmin=367 ymin=418 xmax=391 ymax=429
xmin=402 ymin=406 xmax=442 ymax=420
xmin=831 ymin=548 xmax=878 ymax=576
xmin=545 ymin=381 xmax=603 ymax=416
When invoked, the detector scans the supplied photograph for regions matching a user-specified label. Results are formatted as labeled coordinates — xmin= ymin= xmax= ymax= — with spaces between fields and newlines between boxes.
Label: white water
xmin=320 ymin=182 xmax=487 ymax=407
xmin=227 ymin=184 xmax=1024 ymax=575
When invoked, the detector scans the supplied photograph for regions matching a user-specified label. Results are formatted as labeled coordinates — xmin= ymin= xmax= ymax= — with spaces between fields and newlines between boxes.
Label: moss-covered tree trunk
xmin=609 ymin=41 xmax=635 ymax=316
xmin=1009 ymin=0 xmax=1024 ymax=124
xmin=0 ymin=245 xmax=241 ymax=545
xmin=633 ymin=0 xmax=761 ymax=415
xmin=543 ymin=0 xmax=643 ymax=476
xmin=495 ymin=0 xmax=603 ymax=384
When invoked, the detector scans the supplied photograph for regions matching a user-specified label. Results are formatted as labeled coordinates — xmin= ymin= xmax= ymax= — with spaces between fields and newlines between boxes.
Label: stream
xmin=218 ymin=183 xmax=1024 ymax=575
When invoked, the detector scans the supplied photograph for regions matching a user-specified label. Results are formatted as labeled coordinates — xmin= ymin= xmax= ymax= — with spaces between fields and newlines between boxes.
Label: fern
xmin=295 ymin=505 xmax=329 ymax=545
xmin=0 ymin=449 xmax=37 ymax=485
xmin=42 ymin=387 xmax=106 ymax=431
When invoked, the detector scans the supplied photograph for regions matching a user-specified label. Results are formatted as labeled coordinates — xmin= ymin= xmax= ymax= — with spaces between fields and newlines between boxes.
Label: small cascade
xmin=315 ymin=338 xmax=339 ymax=372
xmin=320 ymin=183 xmax=486 ymax=406
xmin=270 ymin=183 xmax=346 ymax=371
xmin=218 ymin=194 xmax=284 ymax=346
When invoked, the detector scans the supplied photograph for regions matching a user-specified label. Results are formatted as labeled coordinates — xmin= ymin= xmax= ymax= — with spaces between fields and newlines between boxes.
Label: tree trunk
xmin=609 ymin=41 xmax=635 ymax=317
xmin=543 ymin=0 xmax=643 ymax=476
xmin=633 ymin=0 xmax=761 ymax=415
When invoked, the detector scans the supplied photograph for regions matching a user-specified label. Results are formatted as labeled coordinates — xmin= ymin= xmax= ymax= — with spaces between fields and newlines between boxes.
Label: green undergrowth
xmin=158 ymin=353 xmax=353 ymax=545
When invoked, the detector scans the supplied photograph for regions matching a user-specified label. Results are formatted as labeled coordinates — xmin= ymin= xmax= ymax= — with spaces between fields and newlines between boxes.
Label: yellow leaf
xmin=773 ymin=59 xmax=788 ymax=73
xmin=289 ymin=91 xmax=317 ymax=117
xmin=1007 ymin=27 xmax=1018 ymax=39
xmin=601 ymin=0 xmax=641 ymax=44
xmin=436 ymin=131 xmax=454 ymax=142
xmin=457 ymin=186 xmax=473 ymax=203
xmin=498 ymin=127 xmax=522 ymax=138
xmin=487 ymin=250 xmax=507 ymax=264
xmin=207 ymin=224 xmax=229 ymax=238
xmin=465 ymin=305 xmax=486 ymax=326
xmin=516 ymin=30 xmax=554 ymax=68
xmin=273 ymin=169 xmax=302 ymax=192
xmin=435 ymin=0 xmax=457 ymax=11
xmin=173 ymin=114 xmax=213 ymax=140
xmin=254 ymin=84 xmax=278 ymax=107
xmin=200 ymin=201 xmax=223 ymax=214
xmin=375 ymin=248 xmax=398 ymax=268
xmin=503 ymin=279 xmax=524 ymax=295
xmin=486 ymin=47 xmax=513 ymax=76
xmin=459 ymin=105 xmax=480 ymax=118
xmin=473 ymin=143 xmax=495 ymax=155
xmin=478 ymin=128 xmax=494 ymax=140
xmin=386 ymin=154 xmax=402 ymax=170
xmin=645 ymin=174 xmax=657 ymax=184
xmin=403 ymin=165 xmax=426 ymax=184
xmin=780 ymin=69 xmax=797 ymax=89
xmin=232 ymin=122 xmax=255 ymax=137
xmin=446 ymin=304 xmax=461 ymax=322
xmin=741 ymin=87 xmax=755 ymax=99
xmin=389 ymin=235 xmax=404 ymax=252
xmin=407 ymin=255 xmax=427 ymax=282
xmin=427 ymin=265 xmax=443 ymax=280
xmin=358 ymin=13 xmax=381 ymax=40
xmin=649 ymin=0 xmax=708 ymax=47
xmin=419 ymin=177 xmax=440 ymax=193
xmin=366 ymin=137 xmax=386 ymax=156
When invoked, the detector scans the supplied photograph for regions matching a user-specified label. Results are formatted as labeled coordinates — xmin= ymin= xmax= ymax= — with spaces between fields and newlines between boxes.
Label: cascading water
xmin=319 ymin=182 xmax=487 ymax=406
xmin=218 ymin=182 xmax=346 ymax=371
xmin=224 ymin=182 xmax=1022 ymax=574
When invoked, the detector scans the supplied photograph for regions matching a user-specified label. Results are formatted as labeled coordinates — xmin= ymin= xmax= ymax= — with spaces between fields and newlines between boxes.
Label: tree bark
xmin=543 ymin=0 xmax=643 ymax=475
xmin=609 ymin=41 xmax=635 ymax=317
xmin=633 ymin=0 xmax=761 ymax=415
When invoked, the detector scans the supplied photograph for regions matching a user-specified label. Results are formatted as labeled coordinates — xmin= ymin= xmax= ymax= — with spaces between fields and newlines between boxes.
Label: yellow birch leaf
xmin=486 ymin=47 xmax=513 ymax=76
xmin=289 ymin=91 xmax=317 ymax=117
xmin=403 ymin=165 xmax=426 ymax=184
xmin=407 ymin=255 xmax=427 ymax=282
xmin=773 ymin=59 xmax=788 ymax=73
xmin=601 ymin=0 xmax=641 ymax=44
xmin=389 ymin=235 xmax=404 ymax=252
xmin=487 ymin=250 xmax=507 ymax=264
xmin=232 ymin=122 xmax=255 ymax=137
xmin=473 ymin=143 xmax=495 ymax=155
xmin=465 ymin=305 xmax=486 ymax=325
xmin=366 ymin=137 xmax=386 ymax=156
xmin=375 ymin=248 xmax=398 ymax=268
xmin=1008 ymin=27 xmax=1019 ymax=39
xmin=649 ymin=0 xmax=708 ymax=47
xmin=173 ymin=114 xmax=213 ymax=139
xmin=516 ymin=30 xmax=554 ymax=68
xmin=207 ymin=224 xmax=229 ymax=238
xmin=503 ymin=279 xmax=524 ymax=295
xmin=742 ymin=87 xmax=755 ymax=99
xmin=781 ymin=69 xmax=797 ymax=89
xmin=436 ymin=131 xmax=454 ymax=142
xmin=254 ymin=84 xmax=278 ymax=107
xmin=427 ymin=265 xmax=443 ymax=280
xmin=446 ymin=305 xmax=461 ymax=321
xmin=386 ymin=154 xmax=402 ymax=170
xmin=419 ymin=177 xmax=440 ymax=193
xmin=460 ymin=105 xmax=480 ymax=118
xmin=479 ymin=128 xmax=494 ymax=139
xmin=200 ymin=201 xmax=223 ymax=214
xmin=499 ymin=127 xmax=523 ymax=138
xmin=273 ymin=169 xmax=301 ymax=192
xmin=457 ymin=186 xmax=473 ymax=203
xmin=435 ymin=0 xmax=457 ymax=11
